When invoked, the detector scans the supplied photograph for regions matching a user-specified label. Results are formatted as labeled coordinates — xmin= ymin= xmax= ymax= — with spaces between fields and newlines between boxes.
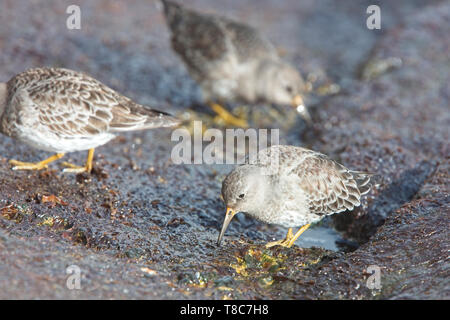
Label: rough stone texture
xmin=0 ymin=0 xmax=448 ymax=299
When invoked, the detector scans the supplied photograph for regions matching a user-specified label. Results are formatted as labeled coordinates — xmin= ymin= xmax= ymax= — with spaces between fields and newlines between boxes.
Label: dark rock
xmin=0 ymin=0 xmax=448 ymax=299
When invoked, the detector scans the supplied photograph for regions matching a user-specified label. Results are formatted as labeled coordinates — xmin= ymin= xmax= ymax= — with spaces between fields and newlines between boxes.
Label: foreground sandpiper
xmin=161 ymin=0 xmax=309 ymax=127
xmin=0 ymin=67 xmax=180 ymax=173
xmin=218 ymin=145 xmax=373 ymax=248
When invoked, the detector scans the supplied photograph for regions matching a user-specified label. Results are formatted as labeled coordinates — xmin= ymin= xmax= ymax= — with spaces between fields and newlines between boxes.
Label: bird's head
xmin=217 ymin=165 xmax=270 ymax=245
xmin=257 ymin=60 xmax=310 ymax=122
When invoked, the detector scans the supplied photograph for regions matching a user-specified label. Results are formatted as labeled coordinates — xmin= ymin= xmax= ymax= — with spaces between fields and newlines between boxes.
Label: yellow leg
xmin=61 ymin=148 xmax=95 ymax=173
xmin=209 ymin=102 xmax=248 ymax=128
xmin=9 ymin=153 xmax=65 ymax=171
xmin=265 ymin=224 xmax=311 ymax=248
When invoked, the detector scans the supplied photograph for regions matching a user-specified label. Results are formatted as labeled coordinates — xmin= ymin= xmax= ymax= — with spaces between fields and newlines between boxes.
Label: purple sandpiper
xmin=0 ymin=67 xmax=180 ymax=173
xmin=161 ymin=0 xmax=308 ymax=127
xmin=218 ymin=145 xmax=372 ymax=248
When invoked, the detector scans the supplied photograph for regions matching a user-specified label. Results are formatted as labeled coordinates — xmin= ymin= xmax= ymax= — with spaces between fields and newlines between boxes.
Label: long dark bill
xmin=217 ymin=207 xmax=236 ymax=246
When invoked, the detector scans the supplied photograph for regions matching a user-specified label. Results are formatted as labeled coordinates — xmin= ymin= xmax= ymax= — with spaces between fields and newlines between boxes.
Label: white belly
xmin=273 ymin=210 xmax=324 ymax=228
xmin=254 ymin=178 xmax=325 ymax=228
xmin=16 ymin=126 xmax=115 ymax=153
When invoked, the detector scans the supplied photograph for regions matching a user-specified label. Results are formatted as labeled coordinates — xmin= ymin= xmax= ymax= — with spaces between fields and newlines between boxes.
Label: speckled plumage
xmin=161 ymin=0 xmax=306 ymax=108
xmin=0 ymin=67 xmax=180 ymax=154
xmin=218 ymin=145 xmax=372 ymax=245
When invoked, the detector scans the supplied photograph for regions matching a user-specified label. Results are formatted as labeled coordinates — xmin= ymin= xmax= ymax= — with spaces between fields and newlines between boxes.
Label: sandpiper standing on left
xmin=0 ymin=67 xmax=180 ymax=173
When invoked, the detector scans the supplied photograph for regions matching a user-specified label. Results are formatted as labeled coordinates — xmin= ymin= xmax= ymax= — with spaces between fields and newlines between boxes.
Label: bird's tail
xmin=160 ymin=0 xmax=184 ymax=28
xmin=140 ymin=107 xmax=181 ymax=130
xmin=351 ymin=171 xmax=374 ymax=196
xmin=109 ymin=102 xmax=181 ymax=132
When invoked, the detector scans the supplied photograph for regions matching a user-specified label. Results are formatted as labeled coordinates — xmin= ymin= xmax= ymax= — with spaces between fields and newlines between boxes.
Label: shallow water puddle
xmin=294 ymin=225 xmax=341 ymax=252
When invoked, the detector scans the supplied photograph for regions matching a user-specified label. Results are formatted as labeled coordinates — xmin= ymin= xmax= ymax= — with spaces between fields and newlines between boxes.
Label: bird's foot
xmin=265 ymin=224 xmax=311 ymax=249
xmin=213 ymin=115 xmax=249 ymax=128
xmin=9 ymin=153 xmax=65 ymax=171
xmin=61 ymin=162 xmax=91 ymax=174
xmin=9 ymin=159 xmax=49 ymax=171
xmin=61 ymin=149 xmax=94 ymax=174
xmin=265 ymin=238 xmax=295 ymax=248
xmin=210 ymin=103 xmax=249 ymax=128
xmin=265 ymin=228 xmax=295 ymax=248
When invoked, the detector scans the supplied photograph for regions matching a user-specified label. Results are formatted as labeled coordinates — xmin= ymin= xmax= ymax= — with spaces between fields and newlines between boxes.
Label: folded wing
xmin=291 ymin=154 xmax=372 ymax=216
xmin=12 ymin=68 xmax=179 ymax=138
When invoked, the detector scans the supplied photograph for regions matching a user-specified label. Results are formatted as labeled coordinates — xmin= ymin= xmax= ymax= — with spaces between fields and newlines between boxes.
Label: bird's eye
xmin=238 ymin=193 xmax=245 ymax=199
xmin=285 ymin=85 xmax=293 ymax=93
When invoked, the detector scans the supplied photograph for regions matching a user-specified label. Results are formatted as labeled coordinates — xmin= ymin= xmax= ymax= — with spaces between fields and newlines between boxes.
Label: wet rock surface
xmin=0 ymin=0 xmax=448 ymax=299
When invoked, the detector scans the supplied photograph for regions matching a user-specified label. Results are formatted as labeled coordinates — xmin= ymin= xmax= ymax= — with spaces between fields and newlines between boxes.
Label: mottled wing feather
xmin=223 ymin=20 xmax=278 ymax=62
xmin=108 ymin=96 xmax=179 ymax=131
xmin=29 ymin=79 xmax=115 ymax=137
xmin=250 ymin=145 xmax=370 ymax=215
xmin=163 ymin=1 xmax=227 ymax=74
xmin=8 ymin=68 xmax=178 ymax=138
xmin=291 ymin=154 xmax=367 ymax=215
xmin=163 ymin=0 xmax=278 ymax=69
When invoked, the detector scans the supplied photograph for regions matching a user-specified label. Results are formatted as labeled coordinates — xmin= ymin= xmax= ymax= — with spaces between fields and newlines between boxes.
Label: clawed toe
xmin=9 ymin=160 xmax=48 ymax=171
xmin=8 ymin=153 xmax=65 ymax=171
xmin=209 ymin=103 xmax=249 ymax=128
xmin=265 ymin=238 xmax=293 ymax=248
xmin=265 ymin=225 xmax=311 ymax=249
xmin=61 ymin=162 xmax=90 ymax=174
xmin=60 ymin=149 xmax=94 ymax=174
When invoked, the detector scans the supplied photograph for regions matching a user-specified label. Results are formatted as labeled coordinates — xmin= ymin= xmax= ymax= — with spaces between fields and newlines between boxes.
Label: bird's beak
xmin=292 ymin=94 xmax=304 ymax=108
xmin=292 ymin=95 xmax=312 ymax=124
xmin=217 ymin=207 xmax=236 ymax=246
